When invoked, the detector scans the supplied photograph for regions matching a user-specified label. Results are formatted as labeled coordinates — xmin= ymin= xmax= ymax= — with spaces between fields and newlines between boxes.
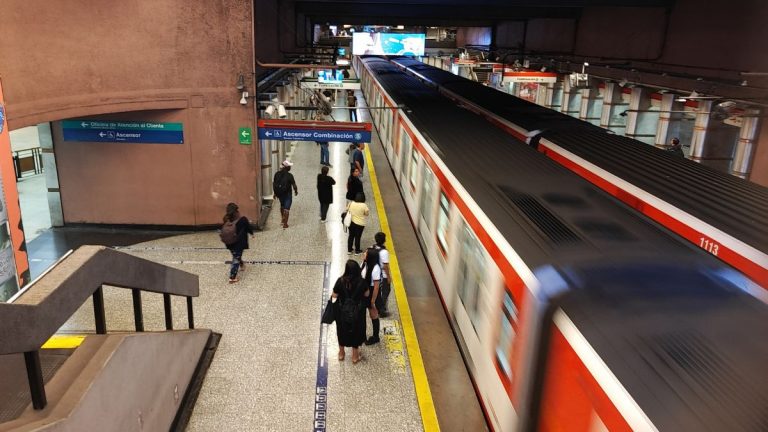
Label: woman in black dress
xmin=332 ymin=260 xmax=369 ymax=363
xmin=346 ymin=167 xmax=363 ymax=203
xmin=316 ymin=165 xmax=336 ymax=222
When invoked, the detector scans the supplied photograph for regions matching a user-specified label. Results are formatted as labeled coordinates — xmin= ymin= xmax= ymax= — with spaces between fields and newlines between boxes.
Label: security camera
xmin=265 ymin=104 xmax=275 ymax=118
xmin=240 ymin=91 xmax=249 ymax=105
xmin=277 ymin=104 xmax=287 ymax=119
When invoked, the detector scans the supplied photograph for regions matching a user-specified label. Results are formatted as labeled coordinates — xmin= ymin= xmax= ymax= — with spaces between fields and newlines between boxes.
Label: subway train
xmin=354 ymin=55 xmax=768 ymax=432
xmin=386 ymin=56 xmax=768 ymax=300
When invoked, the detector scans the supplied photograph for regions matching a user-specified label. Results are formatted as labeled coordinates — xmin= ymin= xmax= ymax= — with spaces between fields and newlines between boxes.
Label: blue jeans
xmin=229 ymin=248 xmax=243 ymax=279
xmin=320 ymin=144 xmax=329 ymax=165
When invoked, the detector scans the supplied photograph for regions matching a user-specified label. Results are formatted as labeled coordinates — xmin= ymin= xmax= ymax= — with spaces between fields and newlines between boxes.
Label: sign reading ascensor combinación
xmin=62 ymin=120 xmax=184 ymax=144
xmin=257 ymin=119 xmax=371 ymax=143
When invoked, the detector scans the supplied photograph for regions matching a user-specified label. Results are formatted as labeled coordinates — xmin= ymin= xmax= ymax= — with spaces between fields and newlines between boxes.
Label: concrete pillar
xmin=37 ymin=123 xmax=63 ymax=226
xmin=538 ymin=83 xmax=554 ymax=108
xmin=561 ymin=79 xmax=581 ymax=118
xmin=690 ymin=100 xmax=713 ymax=162
xmin=731 ymin=110 xmax=761 ymax=179
xmin=654 ymin=93 xmax=676 ymax=149
xmin=579 ymin=88 xmax=602 ymax=126
xmin=625 ymin=88 xmax=657 ymax=145
xmin=624 ymin=87 xmax=642 ymax=139
xmin=600 ymin=83 xmax=627 ymax=135
xmin=260 ymin=139 xmax=273 ymax=199
xmin=748 ymin=118 xmax=768 ymax=186
xmin=549 ymin=80 xmax=564 ymax=112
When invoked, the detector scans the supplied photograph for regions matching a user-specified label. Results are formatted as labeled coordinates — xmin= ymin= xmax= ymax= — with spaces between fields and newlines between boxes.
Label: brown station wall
xmin=0 ymin=0 xmax=260 ymax=226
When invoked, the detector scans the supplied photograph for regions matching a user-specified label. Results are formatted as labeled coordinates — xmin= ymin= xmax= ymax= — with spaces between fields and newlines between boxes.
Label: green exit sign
xmin=239 ymin=127 xmax=252 ymax=145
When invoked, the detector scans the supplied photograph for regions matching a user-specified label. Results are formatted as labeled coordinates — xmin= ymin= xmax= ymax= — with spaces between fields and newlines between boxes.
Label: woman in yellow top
xmin=347 ymin=192 xmax=369 ymax=255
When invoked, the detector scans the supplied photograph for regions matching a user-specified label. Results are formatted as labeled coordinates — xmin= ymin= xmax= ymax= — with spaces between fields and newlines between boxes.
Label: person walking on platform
xmin=346 ymin=192 xmax=369 ymax=255
xmin=273 ymin=160 xmax=298 ymax=229
xmin=353 ymin=143 xmax=365 ymax=179
xmin=332 ymin=260 xmax=369 ymax=364
xmin=346 ymin=167 xmax=363 ymax=203
xmin=220 ymin=202 xmax=254 ymax=284
xmin=347 ymin=91 xmax=357 ymax=122
xmin=366 ymin=232 xmax=391 ymax=318
xmin=317 ymin=165 xmax=336 ymax=222
xmin=667 ymin=137 xmax=684 ymax=157
xmin=361 ymin=245 xmax=382 ymax=345
xmin=317 ymin=141 xmax=331 ymax=167
xmin=347 ymin=143 xmax=357 ymax=172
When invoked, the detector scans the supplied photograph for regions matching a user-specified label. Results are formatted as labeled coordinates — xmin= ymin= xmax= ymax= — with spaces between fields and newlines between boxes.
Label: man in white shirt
xmin=373 ymin=232 xmax=391 ymax=317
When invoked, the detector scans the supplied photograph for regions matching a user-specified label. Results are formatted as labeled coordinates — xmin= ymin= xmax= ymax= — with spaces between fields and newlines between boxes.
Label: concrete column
xmin=560 ymin=79 xmax=581 ymax=118
xmin=624 ymin=87 xmax=642 ymax=139
xmin=260 ymin=139 xmax=273 ymax=199
xmin=538 ymin=83 xmax=554 ymax=108
xmin=579 ymin=88 xmax=602 ymax=126
xmin=690 ymin=100 xmax=713 ymax=162
xmin=655 ymin=93 xmax=676 ymax=149
xmin=625 ymin=88 xmax=657 ymax=144
xmin=600 ymin=83 xmax=629 ymax=134
xmin=37 ymin=123 xmax=63 ymax=226
xmin=731 ymin=110 xmax=761 ymax=178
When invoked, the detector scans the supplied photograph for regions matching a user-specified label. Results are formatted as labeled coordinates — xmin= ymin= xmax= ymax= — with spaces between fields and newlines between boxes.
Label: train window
xmin=400 ymin=133 xmax=411 ymax=178
xmin=436 ymin=192 xmax=450 ymax=255
xmin=409 ymin=147 xmax=419 ymax=191
xmin=495 ymin=291 xmax=518 ymax=380
xmin=420 ymin=166 xmax=436 ymax=229
xmin=457 ymin=223 xmax=486 ymax=333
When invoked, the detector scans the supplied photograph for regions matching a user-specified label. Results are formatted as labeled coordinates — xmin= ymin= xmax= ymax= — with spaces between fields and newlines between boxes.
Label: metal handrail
xmin=0 ymin=245 xmax=199 ymax=410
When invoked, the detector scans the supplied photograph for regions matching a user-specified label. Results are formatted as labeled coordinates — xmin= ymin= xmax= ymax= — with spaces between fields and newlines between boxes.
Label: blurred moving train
xmin=387 ymin=57 xmax=768 ymax=300
xmin=354 ymin=55 xmax=768 ymax=432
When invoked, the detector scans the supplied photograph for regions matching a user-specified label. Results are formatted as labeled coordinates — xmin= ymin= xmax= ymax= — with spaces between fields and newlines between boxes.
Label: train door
xmin=416 ymin=164 xmax=437 ymax=251
xmin=398 ymin=131 xmax=411 ymax=185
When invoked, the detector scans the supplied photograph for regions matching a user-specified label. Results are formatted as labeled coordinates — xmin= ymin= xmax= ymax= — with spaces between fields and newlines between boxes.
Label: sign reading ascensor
xmin=257 ymin=119 xmax=371 ymax=143
xmin=62 ymin=120 xmax=184 ymax=144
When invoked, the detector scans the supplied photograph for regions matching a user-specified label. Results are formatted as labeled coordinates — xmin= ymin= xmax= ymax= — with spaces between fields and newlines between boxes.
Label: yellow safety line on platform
xmin=365 ymin=147 xmax=440 ymax=432
xmin=41 ymin=335 xmax=86 ymax=349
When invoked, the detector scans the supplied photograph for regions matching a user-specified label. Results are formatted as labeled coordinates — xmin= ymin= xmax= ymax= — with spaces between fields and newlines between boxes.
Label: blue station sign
xmin=62 ymin=120 xmax=184 ymax=144
xmin=257 ymin=119 xmax=371 ymax=143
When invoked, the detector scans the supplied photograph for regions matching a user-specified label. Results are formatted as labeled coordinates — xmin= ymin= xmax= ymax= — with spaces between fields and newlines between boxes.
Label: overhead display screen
xmin=352 ymin=33 xmax=426 ymax=56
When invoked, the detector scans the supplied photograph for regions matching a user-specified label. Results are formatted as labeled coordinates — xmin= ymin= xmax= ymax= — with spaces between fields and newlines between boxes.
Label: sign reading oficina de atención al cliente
xmin=62 ymin=120 xmax=184 ymax=144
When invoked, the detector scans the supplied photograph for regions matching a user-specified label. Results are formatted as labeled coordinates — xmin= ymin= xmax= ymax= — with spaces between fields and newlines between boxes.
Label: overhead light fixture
xmin=236 ymin=74 xmax=245 ymax=92
xmin=264 ymin=104 xmax=275 ymax=117
xmin=618 ymin=78 xmax=628 ymax=87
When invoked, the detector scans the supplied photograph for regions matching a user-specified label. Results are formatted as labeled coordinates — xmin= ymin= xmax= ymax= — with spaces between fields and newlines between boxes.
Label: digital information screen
xmin=352 ymin=33 xmax=426 ymax=56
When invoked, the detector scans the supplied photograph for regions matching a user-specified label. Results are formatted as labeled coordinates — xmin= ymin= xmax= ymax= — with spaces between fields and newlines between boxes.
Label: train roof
xmin=556 ymin=262 xmax=768 ymax=431
xmin=360 ymin=56 xmax=705 ymax=271
xmin=391 ymin=57 xmax=768 ymax=254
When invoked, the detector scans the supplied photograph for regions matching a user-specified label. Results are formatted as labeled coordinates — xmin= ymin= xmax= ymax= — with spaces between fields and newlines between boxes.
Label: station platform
xmin=8 ymin=85 xmax=486 ymax=431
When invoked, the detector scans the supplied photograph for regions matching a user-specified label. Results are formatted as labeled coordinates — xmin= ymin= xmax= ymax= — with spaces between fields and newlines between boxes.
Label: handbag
xmin=342 ymin=205 xmax=352 ymax=228
xmin=321 ymin=299 xmax=336 ymax=324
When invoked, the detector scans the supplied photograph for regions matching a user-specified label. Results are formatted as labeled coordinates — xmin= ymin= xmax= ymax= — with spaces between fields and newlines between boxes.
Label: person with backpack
xmin=361 ymin=244 xmax=382 ymax=345
xmin=317 ymin=165 xmax=336 ymax=222
xmin=220 ymin=202 xmax=254 ymax=283
xmin=346 ymin=192 xmax=369 ymax=256
xmin=332 ymin=259 xmax=369 ymax=364
xmin=273 ymin=160 xmax=298 ymax=229
xmin=367 ymin=232 xmax=391 ymax=318
xmin=346 ymin=167 xmax=363 ymax=203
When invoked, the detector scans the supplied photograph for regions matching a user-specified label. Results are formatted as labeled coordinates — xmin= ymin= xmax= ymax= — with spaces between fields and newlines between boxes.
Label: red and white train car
xmin=356 ymin=55 xmax=768 ymax=432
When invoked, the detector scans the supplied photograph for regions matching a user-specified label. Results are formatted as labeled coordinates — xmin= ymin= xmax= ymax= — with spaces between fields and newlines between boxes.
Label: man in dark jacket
xmin=317 ymin=165 xmax=336 ymax=222
xmin=274 ymin=160 xmax=298 ymax=228
xmin=667 ymin=137 xmax=684 ymax=157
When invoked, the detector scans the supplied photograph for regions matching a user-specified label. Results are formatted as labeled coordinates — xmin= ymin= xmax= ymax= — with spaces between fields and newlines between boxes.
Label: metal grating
xmin=499 ymin=186 xmax=582 ymax=245
xmin=641 ymin=331 xmax=768 ymax=432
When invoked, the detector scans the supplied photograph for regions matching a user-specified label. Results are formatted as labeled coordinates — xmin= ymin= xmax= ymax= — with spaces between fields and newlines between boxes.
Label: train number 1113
xmin=699 ymin=237 xmax=720 ymax=256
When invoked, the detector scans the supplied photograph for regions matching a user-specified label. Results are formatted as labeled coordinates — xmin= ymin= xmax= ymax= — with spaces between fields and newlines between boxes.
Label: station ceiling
xmin=295 ymin=0 xmax=675 ymax=26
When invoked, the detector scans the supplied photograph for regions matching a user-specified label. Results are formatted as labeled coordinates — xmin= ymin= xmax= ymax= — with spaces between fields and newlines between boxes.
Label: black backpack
xmin=273 ymin=171 xmax=290 ymax=196
xmin=339 ymin=283 xmax=361 ymax=327
xmin=219 ymin=217 xmax=240 ymax=245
